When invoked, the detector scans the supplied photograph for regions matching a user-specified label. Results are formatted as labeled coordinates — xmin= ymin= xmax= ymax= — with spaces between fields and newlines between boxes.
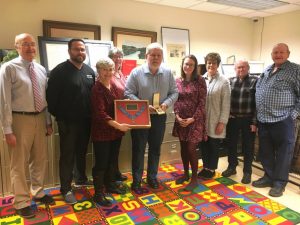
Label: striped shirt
xmin=255 ymin=60 xmax=300 ymax=123
xmin=229 ymin=75 xmax=257 ymax=124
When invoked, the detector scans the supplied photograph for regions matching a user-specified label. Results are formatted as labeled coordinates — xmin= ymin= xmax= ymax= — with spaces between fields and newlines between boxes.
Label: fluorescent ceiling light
xmin=207 ymin=0 xmax=289 ymax=10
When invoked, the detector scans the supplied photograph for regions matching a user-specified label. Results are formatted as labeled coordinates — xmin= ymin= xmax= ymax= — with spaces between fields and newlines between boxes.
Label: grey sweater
xmin=203 ymin=72 xmax=231 ymax=138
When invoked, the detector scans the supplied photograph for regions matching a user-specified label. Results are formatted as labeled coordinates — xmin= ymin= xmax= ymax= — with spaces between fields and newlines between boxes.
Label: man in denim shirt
xmin=253 ymin=43 xmax=300 ymax=197
xmin=125 ymin=43 xmax=178 ymax=192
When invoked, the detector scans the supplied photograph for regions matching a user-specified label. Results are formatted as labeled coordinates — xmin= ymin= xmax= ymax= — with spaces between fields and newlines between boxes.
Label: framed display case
xmin=114 ymin=100 xmax=151 ymax=128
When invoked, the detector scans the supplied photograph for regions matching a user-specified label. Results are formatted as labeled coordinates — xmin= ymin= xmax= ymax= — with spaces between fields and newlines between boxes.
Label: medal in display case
xmin=114 ymin=100 xmax=151 ymax=128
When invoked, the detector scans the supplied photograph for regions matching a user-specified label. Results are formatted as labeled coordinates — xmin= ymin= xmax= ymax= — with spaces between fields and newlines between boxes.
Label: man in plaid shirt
xmin=221 ymin=60 xmax=257 ymax=184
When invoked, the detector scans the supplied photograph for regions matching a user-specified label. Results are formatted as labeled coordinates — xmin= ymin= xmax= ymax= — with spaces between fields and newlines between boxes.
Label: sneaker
xmin=34 ymin=194 xmax=55 ymax=205
xmin=63 ymin=191 xmax=77 ymax=204
xmin=16 ymin=206 xmax=35 ymax=218
xmin=74 ymin=179 xmax=93 ymax=187
xmin=221 ymin=168 xmax=237 ymax=177
xmin=241 ymin=173 xmax=251 ymax=184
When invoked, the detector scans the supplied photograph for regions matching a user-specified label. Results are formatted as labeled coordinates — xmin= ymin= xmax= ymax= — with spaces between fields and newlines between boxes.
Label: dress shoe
xmin=198 ymin=169 xmax=215 ymax=180
xmin=115 ymin=173 xmax=128 ymax=182
xmin=241 ymin=173 xmax=251 ymax=184
xmin=147 ymin=178 xmax=159 ymax=189
xmin=269 ymin=186 xmax=285 ymax=197
xmin=175 ymin=175 xmax=190 ymax=184
xmin=131 ymin=181 xmax=142 ymax=192
xmin=252 ymin=177 xmax=272 ymax=188
xmin=106 ymin=182 xmax=126 ymax=194
xmin=16 ymin=206 xmax=35 ymax=218
xmin=221 ymin=168 xmax=237 ymax=177
xmin=197 ymin=169 xmax=207 ymax=177
xmin=34 ymin=194 xmax=55 ymax=205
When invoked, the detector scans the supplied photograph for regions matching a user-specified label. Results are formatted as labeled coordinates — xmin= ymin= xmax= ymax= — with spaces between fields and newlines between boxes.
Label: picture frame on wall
xmin=43 ymin=20 xmax=101 ymax=40
xmin=161 ymin=27 xmax=190 ymax=77
xmin=38 ymin=36 xmax=112 ymax=74
xmin=112 ymin=27 xmax=157 ymax=65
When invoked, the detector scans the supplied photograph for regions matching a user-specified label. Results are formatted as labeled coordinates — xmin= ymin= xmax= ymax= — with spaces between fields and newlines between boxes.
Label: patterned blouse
xmin=172 ymin=76 xmax=207 ymax=143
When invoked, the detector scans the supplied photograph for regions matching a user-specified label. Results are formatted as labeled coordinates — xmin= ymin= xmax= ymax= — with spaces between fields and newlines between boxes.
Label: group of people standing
xmin=0 ymin=33 xmax=299 ymax=219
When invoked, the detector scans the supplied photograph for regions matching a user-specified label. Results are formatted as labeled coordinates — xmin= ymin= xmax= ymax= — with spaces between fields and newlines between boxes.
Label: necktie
xmin=29 ymin=63 xmax=43 ymax=112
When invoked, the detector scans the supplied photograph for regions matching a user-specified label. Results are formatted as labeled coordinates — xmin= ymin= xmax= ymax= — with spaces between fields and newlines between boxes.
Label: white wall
xmin=0 ymin=0 xmax=254 ymax=63
xmin=252 ymin=10 xmax=300 ymax=65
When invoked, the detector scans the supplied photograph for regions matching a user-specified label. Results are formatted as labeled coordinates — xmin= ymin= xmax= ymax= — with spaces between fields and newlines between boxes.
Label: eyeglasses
xmin=20 ymin=42 xmax=36 ymax=47
xmin=149 ymin=54 xmax=162 ymax=58
xmin=184 ymin=63 xmax=195 ymax=67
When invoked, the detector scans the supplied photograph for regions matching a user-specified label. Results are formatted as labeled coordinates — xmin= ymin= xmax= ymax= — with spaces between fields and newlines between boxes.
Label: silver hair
xmin=96 ymin=57 xmax=115 ymax=71
xmin=108 ymin=47 xmax=124 ymax=59
xmin=146 ymin=42 xmax=163 ymax=55
xmin=234 ymin=59 xmax=250 ymax=68
xmin=14 ymin=33 xmax=34 ymax=47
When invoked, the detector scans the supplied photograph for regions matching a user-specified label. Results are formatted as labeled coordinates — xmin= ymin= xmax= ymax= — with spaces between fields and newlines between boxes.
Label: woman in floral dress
xmin=173 ymin=54 xmax=207 ymax=191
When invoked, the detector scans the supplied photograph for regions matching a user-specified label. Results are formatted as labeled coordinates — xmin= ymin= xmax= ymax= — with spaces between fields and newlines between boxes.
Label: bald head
xmin=14 ymin=33 xmax=36 ymax=62
xmin=15 ymin=33 xmax=34 ymax=46
xmin=271 ymin=43 xmax=290 ymax=67
xmin=234 ymin=59 xmax=250 ymax=79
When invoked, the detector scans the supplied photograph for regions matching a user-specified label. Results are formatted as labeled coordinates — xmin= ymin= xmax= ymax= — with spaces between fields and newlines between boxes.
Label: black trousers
xmin=226 ymin=117 xmax=255 ymax=174
xmin=93 ymin=138 xmax=122 ymax=172
xmin=258 ymin=116 xmax=295 ymax=188
xmin=131 ymin=114 xmax=166 ymax=182
xmin=57 ymin=119 xmax=91 ymax=194
xmin=200 ymin=137 xmax=222 ymax=170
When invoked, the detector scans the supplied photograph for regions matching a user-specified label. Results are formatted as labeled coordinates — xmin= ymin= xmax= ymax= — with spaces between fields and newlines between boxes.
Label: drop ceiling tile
xmin=242 ymin=11 xmax=275 ymax=18
xmin=157 ymin=0 xmax=204 ymax=8
xmin=132 ymin=0 xmax=300 ymax=18
xmin=263 ymin=3 xmax=300 ymax=13
xmin=280 ymin=0 xmax=300 ymax=3
xmin=215 ymin=6 xmax=255 ymax=16
xmin=191 ymin=2 xmax=230 ymax=12
xmin=134 ymin=0 xmax=161 ymax=3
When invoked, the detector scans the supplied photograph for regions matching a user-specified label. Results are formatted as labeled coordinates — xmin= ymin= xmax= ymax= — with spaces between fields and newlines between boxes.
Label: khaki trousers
xmin=8 ymin=112 xmax=47 ymax=209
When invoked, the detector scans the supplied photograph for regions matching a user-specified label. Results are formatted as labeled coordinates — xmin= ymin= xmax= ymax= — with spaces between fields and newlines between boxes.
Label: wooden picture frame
xmin=114 ymin=100 xmax=151 ymax=129
xmin=43 ymin=20 xmax=101 ymax=40
xmin=111 ymin=27 xmax=157 ymax=65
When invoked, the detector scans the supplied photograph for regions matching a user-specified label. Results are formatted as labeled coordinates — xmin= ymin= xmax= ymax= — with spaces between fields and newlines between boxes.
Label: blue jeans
xmin=131 ymin=114 xmax=166 ymax=182
xmin=258 ymin=116 xmax=295 ymax=188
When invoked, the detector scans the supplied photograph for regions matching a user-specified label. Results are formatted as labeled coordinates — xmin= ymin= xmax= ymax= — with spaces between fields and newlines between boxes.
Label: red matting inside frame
xmin=114 ymin=100 xmax=151 ymax=128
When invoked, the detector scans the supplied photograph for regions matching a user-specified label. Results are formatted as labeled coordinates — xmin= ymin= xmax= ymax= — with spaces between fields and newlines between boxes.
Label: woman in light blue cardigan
xmin=198 ymin=52 xmax=231 ymax=179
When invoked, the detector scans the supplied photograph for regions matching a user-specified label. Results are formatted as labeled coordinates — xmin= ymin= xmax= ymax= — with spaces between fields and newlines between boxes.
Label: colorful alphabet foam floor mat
xmin=1 ymin=163 xmax=300 ymax=224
